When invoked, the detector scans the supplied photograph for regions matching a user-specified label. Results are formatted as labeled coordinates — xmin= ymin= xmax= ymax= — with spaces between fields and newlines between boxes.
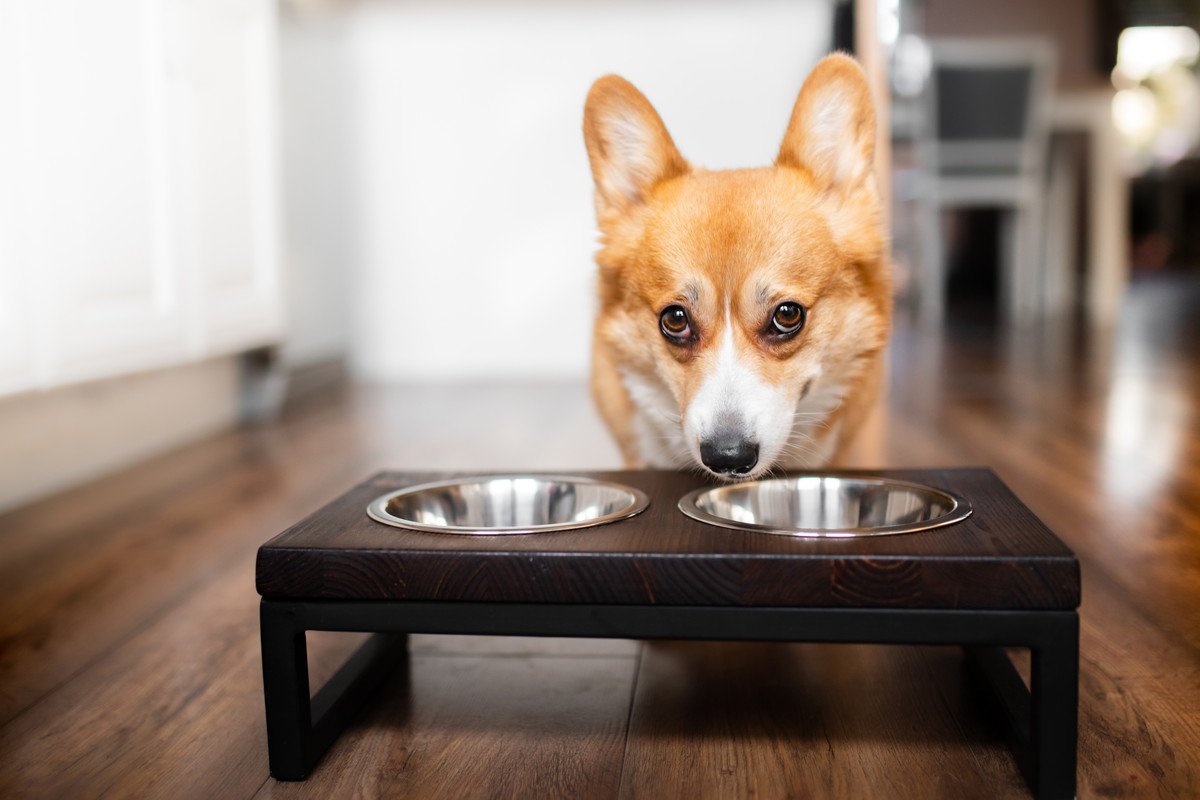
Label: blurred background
xmin=1 ymin=0 xmax=1198 ymax=510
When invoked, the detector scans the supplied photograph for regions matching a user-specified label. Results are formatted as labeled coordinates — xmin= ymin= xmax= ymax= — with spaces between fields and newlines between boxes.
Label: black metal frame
xmin=260 ymin=600 xmax=1078 ymax=799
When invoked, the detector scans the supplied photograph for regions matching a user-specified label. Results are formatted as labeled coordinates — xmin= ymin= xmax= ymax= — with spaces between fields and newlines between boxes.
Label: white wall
xmin=283 ymin=0 xmax=833 ymax=381
xmin=279 ymin=13 xmax=356 ymax=367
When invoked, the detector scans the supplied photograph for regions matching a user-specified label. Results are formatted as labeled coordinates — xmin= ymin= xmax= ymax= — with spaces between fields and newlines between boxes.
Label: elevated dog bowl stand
xmin=256 ymin=468 xmax=1080 ymax=799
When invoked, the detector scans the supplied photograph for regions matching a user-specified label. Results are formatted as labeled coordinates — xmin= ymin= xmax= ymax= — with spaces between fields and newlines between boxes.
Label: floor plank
xmin=1074 ymin=580 xmax=1200 ymax=797
xmin=408 ymin=634 xmax=640 ymax=658
xmin=0 ymin=557 xmax=282 ymax=800
xmin=0 ymin=276 xmax=1198 ymax=797
xmin=617 ymin=641 xmax=1026 ymax=800
xmin=0 ymin=395 xmax=366 ymax=726
xmin=256 ymin=652 xmax=638 ymax=800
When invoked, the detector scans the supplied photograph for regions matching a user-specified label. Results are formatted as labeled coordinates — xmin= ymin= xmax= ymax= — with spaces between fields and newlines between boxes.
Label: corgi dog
xmin=583 ymin=54 xmax=890 ymax=480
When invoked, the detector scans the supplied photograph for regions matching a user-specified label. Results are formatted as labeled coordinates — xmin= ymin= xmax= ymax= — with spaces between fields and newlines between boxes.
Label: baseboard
xmin=0 ymin=357 xmax=243 ymax=514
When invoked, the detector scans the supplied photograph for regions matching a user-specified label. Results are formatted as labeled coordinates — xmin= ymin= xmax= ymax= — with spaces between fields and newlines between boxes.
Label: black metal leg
xmin=260 ymin=600 xmax=409 ymax=781
xmin=1029 ymin=615 xmax=1079 ymax=799
xmin=261 ymin=602 xmax=313 ymax=779
xmin=260 ymin=600 xmax=1078 ymax=790
xmin=964 ymin=612 xmax=1079 ymax=799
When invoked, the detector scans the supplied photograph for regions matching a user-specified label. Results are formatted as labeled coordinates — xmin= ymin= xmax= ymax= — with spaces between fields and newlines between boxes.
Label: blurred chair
xmin=915 ymin=38 xmax=1057 ymax=323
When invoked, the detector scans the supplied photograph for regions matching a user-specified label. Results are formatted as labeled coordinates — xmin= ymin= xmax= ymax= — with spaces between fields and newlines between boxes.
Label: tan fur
xmin=584 ymin=55 xmax=891 ymax=475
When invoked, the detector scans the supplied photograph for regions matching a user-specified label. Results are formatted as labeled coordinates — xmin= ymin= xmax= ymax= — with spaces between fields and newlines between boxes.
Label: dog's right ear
xmin=583 ymin=75 xmax=688 ymax=217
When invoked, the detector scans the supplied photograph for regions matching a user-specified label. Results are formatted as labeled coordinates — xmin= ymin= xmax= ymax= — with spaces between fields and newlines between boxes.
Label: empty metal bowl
xmin=366 ymin=475 xmax=649 ymax=535
xmin=678 ymin=475 xmax=972 ymax=538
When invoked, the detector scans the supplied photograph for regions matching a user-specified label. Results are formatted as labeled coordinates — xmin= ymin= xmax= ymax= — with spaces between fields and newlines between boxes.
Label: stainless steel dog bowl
xmin=367 ymin=475 xmax=649 ymax=535
xmin=678 ymin=475 xmax=972 ymax=538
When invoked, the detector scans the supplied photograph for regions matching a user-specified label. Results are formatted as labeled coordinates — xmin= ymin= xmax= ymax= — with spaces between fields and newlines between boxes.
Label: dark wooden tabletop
xmin=256 ymin=468 xmax=1079 ymax=610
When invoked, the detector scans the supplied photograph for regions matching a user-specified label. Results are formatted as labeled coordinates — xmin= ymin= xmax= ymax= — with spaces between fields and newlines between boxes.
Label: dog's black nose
xmin=700 ymin=436 xmax=759 ymax=476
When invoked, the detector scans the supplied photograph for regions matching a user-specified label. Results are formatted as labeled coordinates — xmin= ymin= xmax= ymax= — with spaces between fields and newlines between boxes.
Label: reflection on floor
xmin=0 ymin=274 xmax=1197 ymax=798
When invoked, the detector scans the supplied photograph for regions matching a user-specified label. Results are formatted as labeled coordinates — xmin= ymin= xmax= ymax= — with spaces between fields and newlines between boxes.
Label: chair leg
xmin=1000 ymin=209 xmax=1024 ymax=324
xmin=1007 ymin=196 xmax=1048 ymax=326
xmin=1041 ymin=144 xmax=1077 ymax=317
xmin=917 ymin=199 xmax=946 ymax=323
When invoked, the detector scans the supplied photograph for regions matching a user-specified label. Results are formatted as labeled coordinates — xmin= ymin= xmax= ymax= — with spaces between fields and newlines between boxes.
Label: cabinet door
xmin=169 ymin=0 xmax=283 ymax=355
xmin=0 ymin=2 xmax=37 ymax=394
xmin=15 ymin=0 xmax=190 ymax=387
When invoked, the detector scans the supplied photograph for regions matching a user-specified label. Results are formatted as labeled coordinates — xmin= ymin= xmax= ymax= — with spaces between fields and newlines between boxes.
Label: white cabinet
xmin=0 ymin=0 xmax=282 ymax=396
xmin=0 ymin=2 xmax=43 ymax=394
xmin=12 ymin=0 xmax=190 ymax=386
xmin=168 ymin=0 xmax=283 ymax=355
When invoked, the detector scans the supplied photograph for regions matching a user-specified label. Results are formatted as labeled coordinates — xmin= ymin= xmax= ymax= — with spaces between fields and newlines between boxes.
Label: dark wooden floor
xmin=1 ymin=275 xmax=1198 ymax=799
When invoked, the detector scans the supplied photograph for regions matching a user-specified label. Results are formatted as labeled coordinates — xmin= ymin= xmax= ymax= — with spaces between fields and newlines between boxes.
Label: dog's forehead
xmin=646 ymin=168 xmax=838 ymax=298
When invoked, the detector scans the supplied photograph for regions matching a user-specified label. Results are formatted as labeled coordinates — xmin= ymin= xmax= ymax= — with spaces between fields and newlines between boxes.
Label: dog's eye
xmin=770 ymin=302 xmax=806 ymax=336
xmin=659 ymin=305 xmax=694 ymax=343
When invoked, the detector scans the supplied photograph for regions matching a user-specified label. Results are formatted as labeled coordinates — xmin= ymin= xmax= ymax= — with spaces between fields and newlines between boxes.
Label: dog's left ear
xmin=776 ymin=53 xmax=876 ymax=197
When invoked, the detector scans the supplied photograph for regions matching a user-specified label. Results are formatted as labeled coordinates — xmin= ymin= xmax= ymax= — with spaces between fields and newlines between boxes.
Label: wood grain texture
xmin=1 ymin=276 xmax=1198 ymax=798
xmin=0 ymin=557 xmax=360 ymax=800
xmin=255 ymin=468 xmax=1079 ymax=610
xmin=255 ymin=653 xmax=638 ymax=800
xmin=617 ymin=641 xmax=1027 ymax=799
xmin=0 ymin=396 xmax=366 ymax=727
xmin=0 ymin=384 xmax=632 ymax=800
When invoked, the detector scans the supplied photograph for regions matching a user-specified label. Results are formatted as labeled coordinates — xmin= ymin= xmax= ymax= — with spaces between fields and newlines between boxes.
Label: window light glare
xmin=1112 ymin=86 xmax=1159 ymax=144
xmin=1116 ymin=26 xmax=1200 ymax=82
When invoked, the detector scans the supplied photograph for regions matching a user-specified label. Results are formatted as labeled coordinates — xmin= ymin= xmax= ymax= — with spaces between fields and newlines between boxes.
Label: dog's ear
xmin=776 ymin=54 xmax=876 ymax=199
xmin=584 ymin=75 xmax=688 ymax=217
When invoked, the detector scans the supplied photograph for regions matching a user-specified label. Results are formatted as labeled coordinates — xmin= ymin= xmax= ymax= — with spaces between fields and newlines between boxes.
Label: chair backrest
xmin=919 ymin=38 xmax=1057 ymax=179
